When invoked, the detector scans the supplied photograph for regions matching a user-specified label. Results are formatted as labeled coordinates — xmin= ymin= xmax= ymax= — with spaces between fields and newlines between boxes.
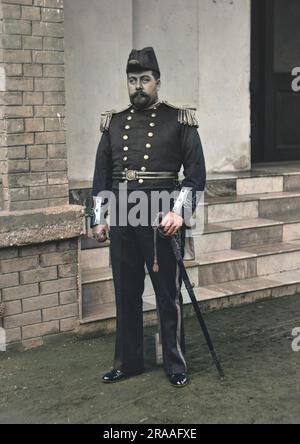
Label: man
xmin=92 ymin=47 xmax=206 ymax=387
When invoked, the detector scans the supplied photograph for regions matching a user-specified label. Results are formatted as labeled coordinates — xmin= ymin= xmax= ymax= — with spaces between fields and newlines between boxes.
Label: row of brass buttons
xmin=123 ymin=132 xmax=154 ymax=140
xmin=124 ymin=123 xmax=155 ymax=130
xmin=122 ymin=108 xmax=157 ymax=183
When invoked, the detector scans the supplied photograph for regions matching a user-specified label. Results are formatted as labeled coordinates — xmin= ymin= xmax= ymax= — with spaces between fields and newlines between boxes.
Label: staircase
xmin=75 ymin=162 xmax=300 ymax=329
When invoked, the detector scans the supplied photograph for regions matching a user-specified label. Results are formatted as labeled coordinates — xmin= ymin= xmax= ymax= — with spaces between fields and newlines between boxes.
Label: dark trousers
xmin=109 ymin=224 xmax=187 ymax=376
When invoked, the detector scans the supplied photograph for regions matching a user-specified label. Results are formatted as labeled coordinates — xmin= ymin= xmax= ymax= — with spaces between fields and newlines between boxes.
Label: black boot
xmin=102 ymin=369 xmax=143 ymax=384
xmin=168 ymin=373 xmax=188 ymax=388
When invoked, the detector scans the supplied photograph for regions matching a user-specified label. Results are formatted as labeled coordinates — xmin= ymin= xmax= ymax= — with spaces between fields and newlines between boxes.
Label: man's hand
xmin=160 ymin=212 xmax=183 ymax=237
xmin=92 ymin=224 xmax=108 ymax=243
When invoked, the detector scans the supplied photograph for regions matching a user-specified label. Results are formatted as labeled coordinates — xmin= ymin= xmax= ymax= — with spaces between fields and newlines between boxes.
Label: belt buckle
xmin=126 ymin=170 xmax=138 ymax=181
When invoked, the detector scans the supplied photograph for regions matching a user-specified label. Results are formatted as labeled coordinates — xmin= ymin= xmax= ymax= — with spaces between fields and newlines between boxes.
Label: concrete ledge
xmin=0 ymin=205 xmax=85 ymax=248
xmin=77 ymin=281 xmax=300 ymax=337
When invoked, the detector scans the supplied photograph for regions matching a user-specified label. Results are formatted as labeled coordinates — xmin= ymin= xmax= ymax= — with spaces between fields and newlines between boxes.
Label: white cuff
xmin=93 ymin=196 xmax=103 ymax=225
xmin=172 ymin=187 xmax=192 ymax=215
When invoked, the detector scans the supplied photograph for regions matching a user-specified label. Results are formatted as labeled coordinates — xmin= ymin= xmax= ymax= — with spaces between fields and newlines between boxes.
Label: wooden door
xmin=252 ymin=0 xmax=300 ymax=162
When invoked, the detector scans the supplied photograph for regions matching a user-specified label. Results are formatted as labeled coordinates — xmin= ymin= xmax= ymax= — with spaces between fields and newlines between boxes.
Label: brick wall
xmin=0 ymin=237 xmax=80 ymax=350
xmin=0 ymin=0 xmax=68 ymax=211
xmin=0 ymin=0 xmax=85 ymax=351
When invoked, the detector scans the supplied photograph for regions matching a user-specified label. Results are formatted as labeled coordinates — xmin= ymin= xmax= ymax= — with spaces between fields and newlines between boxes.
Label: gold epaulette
xmin=100 ymin=105 xmax=131 ymax=132
xmin=162 ymin=101 xmax=199 ymax=128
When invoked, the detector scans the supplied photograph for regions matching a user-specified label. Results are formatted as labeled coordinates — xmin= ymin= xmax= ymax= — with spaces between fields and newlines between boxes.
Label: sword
xmin=170 ymin=234 xmax=225 ymax=379
xmin=152 ymin=213 xmax=224 ymax=379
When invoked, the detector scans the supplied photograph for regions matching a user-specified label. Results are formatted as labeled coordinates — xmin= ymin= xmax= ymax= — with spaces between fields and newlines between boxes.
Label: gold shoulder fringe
xmin=100 ymin=105 xmax=131 ymax=132
xmin=100 ymin=111 xmax=114 ymax=132
xmin=162 ymin=101 xmax=199 ymax=128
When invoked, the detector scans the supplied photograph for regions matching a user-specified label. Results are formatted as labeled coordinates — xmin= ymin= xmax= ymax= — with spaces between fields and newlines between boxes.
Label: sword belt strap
xmin=112 ymin=170 xmax=178 ymax=181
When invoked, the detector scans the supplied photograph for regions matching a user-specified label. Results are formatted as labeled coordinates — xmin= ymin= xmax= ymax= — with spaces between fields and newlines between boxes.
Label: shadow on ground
xmin=1 ymin=295 xmax=300 ymax=424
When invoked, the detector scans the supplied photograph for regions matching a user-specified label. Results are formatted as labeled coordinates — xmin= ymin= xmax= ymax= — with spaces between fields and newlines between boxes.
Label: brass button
xmin=151 ymin=113 xmax=156 ymax=118
xmin=144 ymin=155 xmax=149 ymax=160
xmin=124 ymin=180 xmax=128 ymax=183
xmin=125 ymin=125 xmax=130 ymax=130
xmin=123 ymin=147 xmax=129 ymax=152
xmin=130 ymin=109 xmax=135 ymax=114
xmin=127 ymin=116 xmax=132 ymax=121
xmin=148 ymin=132 xmax=154 ymax=138
xmin=139 ymin=179 xmax=144 ymax=184
xmin=149 ymin=123 xmax=155 ymax=128
xmin=141 ymin=167 xmax=147 ymax=172
xmin=123 ymin=156 xmax=128 ymax=161
xmin=146 ymin=143 xmax=151 ymax=149
xmin=124 ymin=168 xmax=128 ymax=172
xmin=123 ymin=135 xmax=129 ymax=141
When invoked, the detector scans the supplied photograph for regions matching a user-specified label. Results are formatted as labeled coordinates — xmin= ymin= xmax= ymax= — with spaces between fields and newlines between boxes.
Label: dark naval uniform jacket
xmin=92 ymin=100 xmax=207 ymax=258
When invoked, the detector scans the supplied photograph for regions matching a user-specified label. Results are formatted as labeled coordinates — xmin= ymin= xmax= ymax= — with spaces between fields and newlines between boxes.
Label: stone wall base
xmin=0 ymin=237 xmax=81 ymax=350
xmin=0 ymin=204 xmax=84 ymax=351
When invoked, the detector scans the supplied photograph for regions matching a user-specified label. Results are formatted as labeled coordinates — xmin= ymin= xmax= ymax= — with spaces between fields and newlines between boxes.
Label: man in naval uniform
xmin=92 ymin=47 xmax=206 ymax=387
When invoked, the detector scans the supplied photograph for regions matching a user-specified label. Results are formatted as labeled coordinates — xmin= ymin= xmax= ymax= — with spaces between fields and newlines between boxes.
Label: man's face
xmin=127 ymin=70 xmax=160 ymax=110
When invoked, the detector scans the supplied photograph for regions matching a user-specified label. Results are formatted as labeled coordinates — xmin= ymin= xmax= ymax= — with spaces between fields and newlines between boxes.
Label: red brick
xmin=43 ymin=303 xmax=78 ymax=321
xmin=30 ymin=184 xmax=68 ymax=200
xmin=30 ymin=159 xmax=67 ymax=172
xmin=19 ymin=242 xmax=56 ymax=257
xmin=22 ymin=293 xmax=58 ymax=312
xmin=4 ymin=310 xmax=41 ymax=328
xmin=6 ymin=327 xmax=21 ymax=344
xmin=22 ymin=5 xmax=41 ymax=20
xmin=60 ymin=317 xmax=77 ymax=333
xmin=40 ymin=251 xmax=75 ymax=267
xmin=1 ymin=256 xmax=38 ymax=273
xmin=58 ymin=263 xmax=78 ymax=279
xmin=0 ymin=273 xmax=19 ymax=290
xmin=4 ymin=300 xmax=22 ymax=316
xmin=2 ymin=4 xmax=21 ymax=19
xmin=20 ymin=266 xmax=57 ymax=284
xmin=59 ymin=289 xmax=77 ymax=305
xmin=40 ymin=277 xmax=77 ymax=295
xmin=3 ymin=283 xmax=39 ymax=301
xmin=22 ymin=320 xmax=59 ymax=340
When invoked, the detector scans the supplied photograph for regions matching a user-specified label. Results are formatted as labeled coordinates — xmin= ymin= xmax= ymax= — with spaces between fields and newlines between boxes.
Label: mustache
xmin=132 ymin=91 xmax=149 ymax=99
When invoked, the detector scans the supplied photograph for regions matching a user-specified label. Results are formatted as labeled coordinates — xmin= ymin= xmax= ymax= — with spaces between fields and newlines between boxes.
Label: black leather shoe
xmin=168 ymin=373 xmax=188 ymax=388
xmin=102 ymin=369 xmax=128 ymax=383
xmin=102 ymin=369 xmax=143 ymax=384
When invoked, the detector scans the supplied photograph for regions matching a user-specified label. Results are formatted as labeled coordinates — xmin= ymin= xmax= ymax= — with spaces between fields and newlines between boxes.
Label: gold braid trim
xmin=162 ymin=101 xmax=199 ymax=127
xmin=100 ymin=105 xmax=131 ymax=132
xmin=100 ymin=111 xmax=114 ymax=132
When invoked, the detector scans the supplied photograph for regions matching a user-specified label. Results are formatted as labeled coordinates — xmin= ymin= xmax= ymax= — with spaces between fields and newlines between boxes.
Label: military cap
xmin=126 ymin=47 xmax=160 ymax=76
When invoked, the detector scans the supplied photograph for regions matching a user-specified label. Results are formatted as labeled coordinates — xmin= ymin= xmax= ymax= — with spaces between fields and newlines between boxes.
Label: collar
xmin=131 ymin=100 xmax=162 ymax=112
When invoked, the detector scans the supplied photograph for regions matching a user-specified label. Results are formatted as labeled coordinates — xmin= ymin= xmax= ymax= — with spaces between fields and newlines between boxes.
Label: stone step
xmin=72 ymin=176 xmax=300 ymax=248
xmin=81 ymin=243 xmax=111 ymax=269
xmin=80 ymin=268 xmax=300 ymax=325
xmin=80 ymin=211 xmax=300 ymax=268
xmin=81 ymin=261 xmax=199 ymax=319
xmin=196 ymin=240 xmax=300 ymax=285
xmin=196 ymin=212 xmax=300 ymax=252
xmin=207 ymin=174 xmax=285 ymax=197
xmin=76 ymin=164 xmax=300 ymax=329
xmin=69 ymin=165 xmax=300 ymax=207
xmin=81 ymin=190 xmax=300 ymax=250
xmin=81 ymin=240 xmax=300 ymax=321
xmin=206 ymin=190 xmax=300 ymax=223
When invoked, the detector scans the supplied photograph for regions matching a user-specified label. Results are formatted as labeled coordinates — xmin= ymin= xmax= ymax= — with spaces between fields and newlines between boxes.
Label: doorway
xmin=251 ymin=0 xmax=300 ymax=163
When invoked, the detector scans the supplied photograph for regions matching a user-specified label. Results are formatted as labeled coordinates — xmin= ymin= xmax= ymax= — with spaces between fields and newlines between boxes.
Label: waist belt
xmin=112 ymin=170 xmax=178 ymax=181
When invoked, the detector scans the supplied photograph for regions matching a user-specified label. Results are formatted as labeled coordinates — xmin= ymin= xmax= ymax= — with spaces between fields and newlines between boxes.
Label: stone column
xmin=0 ymin=0 xmax=85 ymax=351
